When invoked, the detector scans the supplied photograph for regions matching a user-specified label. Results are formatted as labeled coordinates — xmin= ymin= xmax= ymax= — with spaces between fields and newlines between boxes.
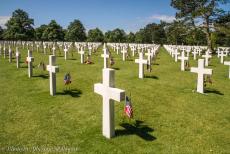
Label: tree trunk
xmin=204 ymin=16 xmax=212 ymax=52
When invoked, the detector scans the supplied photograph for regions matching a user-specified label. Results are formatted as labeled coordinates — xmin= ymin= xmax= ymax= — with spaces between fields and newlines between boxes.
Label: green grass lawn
xmin=0 ymin=46 xmax=229 ymax=154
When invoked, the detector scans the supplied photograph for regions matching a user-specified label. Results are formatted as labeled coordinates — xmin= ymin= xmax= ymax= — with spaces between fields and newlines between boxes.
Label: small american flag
xmin=124 ymin=96 xmax=133 ymax=118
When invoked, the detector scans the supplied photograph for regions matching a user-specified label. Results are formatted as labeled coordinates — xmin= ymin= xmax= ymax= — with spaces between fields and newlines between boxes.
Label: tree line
xmin=0 ymin=0 xmax=229 ymax=49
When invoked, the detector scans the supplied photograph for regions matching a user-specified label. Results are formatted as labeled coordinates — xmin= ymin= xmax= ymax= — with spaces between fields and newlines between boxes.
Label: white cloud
xmin=0 ymin=16 xmax=11 ymax=28
xmin=148 ymin=14 xmax=175 ymax=23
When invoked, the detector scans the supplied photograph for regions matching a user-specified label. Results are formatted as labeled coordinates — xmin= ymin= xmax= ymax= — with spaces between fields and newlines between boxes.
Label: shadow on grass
xmin=56 ymin=89 xmax=82 ymax=97
xmin=33 ymin=74 xmax=49 ymax=79
xmin=205 ymin=88 xmax=224 ymax=95
xmin=20 ymin=66 xmax=28 ymax=68
xmin=153 ymin=63 xmax=159 ymax=65
xmin=144 ymin=75 xmax=159 ymax=79
xmin=112 ymin=67 xmax=120 ymax=70
xmin=116 ymin=120 xmax=156 ymax=141
xmin=69 ymin=58 xmax=77 ymax=60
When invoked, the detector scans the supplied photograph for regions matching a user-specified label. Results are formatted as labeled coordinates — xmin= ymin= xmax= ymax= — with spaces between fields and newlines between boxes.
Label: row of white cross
xmin=104 ymin=43 xmax=160 ymax=79
xmin=164 ymin=45 xmax=230 ymax=94
xmin=0 ymin=43 xmax=127 ymax=139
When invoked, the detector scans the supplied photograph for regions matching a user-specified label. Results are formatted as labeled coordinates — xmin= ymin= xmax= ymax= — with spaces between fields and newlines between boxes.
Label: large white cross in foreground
xmin=191 ymin=59 xmax=212 ymax=93
xmin=47 ymin=55 xmax=59 ymax=96
xmin=94 ymin=68 xmax=125 ymax=139
xmin=135 ymin=52 xmax=148 ymax=79
xmin=26 ymin=50 xmax=34 ymax=78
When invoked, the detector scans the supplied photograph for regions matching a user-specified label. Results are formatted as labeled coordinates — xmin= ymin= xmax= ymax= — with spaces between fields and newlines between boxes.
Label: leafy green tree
xmin=65 ymin=19 xmax=87 ymax=41
xmin=104 ymin=28 xmax=126 ymax=42
xmin=4 ymin=9 xmax=34 ymax=40
xmin=171 ymin=0 xmax=229 ymax=51
xmin=214 ymin=12 xmax=230 ymax=46
xmin=126 ymin=32 xmax=135 ymax=43
xmin=104 ymin=30 xmax=112 ymax=42
xmin=63 ymin=29 xmax=67 ymax=41
xmin=165 ymin=20 xmax=187 ymax=45
xmin=87 ymin=28 xmax=104 ymax=42
xmin=0 ymin=26 xmax=3 ymax=40
xmin=42 ymin=20 xmax=64 ymax=41
xmin=135 ymin=29 xmax=145 ymax=43
xmin=35 ymin=24 xmax=48 ymax=41
xmin=143 ymin=21 xmax=167 ymax=44
xmin=112 ymin=28 xmax=126 ymax=42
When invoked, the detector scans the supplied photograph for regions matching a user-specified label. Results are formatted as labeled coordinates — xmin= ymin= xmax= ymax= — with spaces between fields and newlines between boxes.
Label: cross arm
xmin=48 ymin=65 xmax=59 ymax=73
xmin=224 ymin=61 xmax=230 ymax=66
xmin=190 ymin=67 xmax=198 ymax=73
xmin=94 ymin=83 xmax=125 ymax=102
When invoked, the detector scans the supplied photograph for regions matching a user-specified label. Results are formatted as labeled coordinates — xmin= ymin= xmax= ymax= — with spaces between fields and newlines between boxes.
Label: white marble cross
xmin=202 ymin=51 xmax=212 ymax=66
xmin=26 ymin=50 xmax=34 ymax=78
xmin=151 ymin=48 xmax=156 ymax=58
xmin=3 ymin=46 xmax=6 ymax=59
xmin=121 ymin=48 xmax=127 ymax=61
xmin=79 ymin=47 xmax=85 ymax=64
xmin=88 ymin=46 xmax=92 ymax=55
xmin=77 ymin=45 xmax=80 ymax=52
xmin=26 ymin=43 xmax=29 ymax=50
xmin=192 ymin=50 xmax=198 ymax=60
xmin=43 ymin=45 xmax=47 ymax=54
xmin=174 ymin=49 xmax=180 ymax=62
xmin=197 ymin=48 xmax=202 ymax=56
xmin=16 ymin=48 xmax=20 ymax=69
xmin=36 ymin=44 xmax=40 ymax=52
xmin=145 ymin=49 xmax=152 ymax=72
xmin=22 ymin=42 xmax=25 ymax=49
xmin=116 ymin=46 xmax=120 ymax=55
xmin=47 ymin=55 xmax=59 ymax=96
xmin=101 ymin=44 xmax=110 ymax=68
xmin=185 ymin=48 xmax=190 ymax=57
xmin=8 ymin=47 xmax=12 ymax=63
xmin=94 ymin=68 xmax=125 ymax=139
xmin=191 ymin=59 xmax=212 ymax=93
xmin=219 ymin=50 xmax=227 ymax=64
xmin=135 ymin=52 xmax=148 ymax=79
xmin=131 ymin=47 xmax=136 ymax=56
xmin=52 ymin=46 xmax=56 ymax=56
xmin=224 ymin=61 xmax=230 ymax=79
xmin=178 ymin=51 xmax=189 ymax=71
xmin=64 ymin=46 xmax=68 ymax=61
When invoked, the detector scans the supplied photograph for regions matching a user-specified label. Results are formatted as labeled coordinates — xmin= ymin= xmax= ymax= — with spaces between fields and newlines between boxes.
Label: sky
xmin=0 ymin=0 xmax=229 ymax=33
